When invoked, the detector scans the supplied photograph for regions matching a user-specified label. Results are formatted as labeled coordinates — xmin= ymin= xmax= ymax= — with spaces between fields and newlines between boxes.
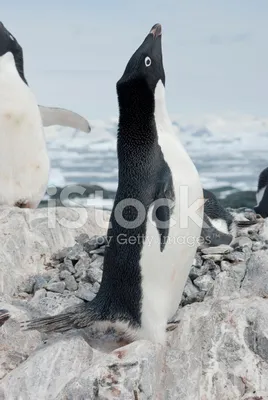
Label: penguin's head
xmin=0 ymin=22 xmax=28 ymax=84
xmin=117 ymin=23 xmax=165 ymax=109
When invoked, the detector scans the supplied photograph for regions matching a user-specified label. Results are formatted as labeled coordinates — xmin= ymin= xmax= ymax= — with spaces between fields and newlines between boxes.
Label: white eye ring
xmin=9 ymin=34 xmax=14 ymax=41
xmin=145 ymin=56 xmax=151 ymax=67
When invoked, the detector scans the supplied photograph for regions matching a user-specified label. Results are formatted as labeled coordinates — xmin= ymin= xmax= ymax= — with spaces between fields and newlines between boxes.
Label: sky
xmin=2 ymin=0 xmax=268 ymax=121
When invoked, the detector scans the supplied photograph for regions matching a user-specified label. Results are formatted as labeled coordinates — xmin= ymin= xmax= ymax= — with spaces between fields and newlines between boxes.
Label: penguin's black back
xmin=257 ymin=167 xmax=268 ymax=191
xmin=203 ymin=189 xmax=233 ymax=227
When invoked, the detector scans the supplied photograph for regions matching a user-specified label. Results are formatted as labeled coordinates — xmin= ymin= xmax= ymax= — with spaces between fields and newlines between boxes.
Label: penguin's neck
xmin=153 ymin=80 xmax=175 ymax=138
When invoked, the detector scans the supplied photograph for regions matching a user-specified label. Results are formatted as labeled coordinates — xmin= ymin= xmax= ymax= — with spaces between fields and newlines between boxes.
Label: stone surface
xmin=1 ymin=206 xmax=268 ymax=399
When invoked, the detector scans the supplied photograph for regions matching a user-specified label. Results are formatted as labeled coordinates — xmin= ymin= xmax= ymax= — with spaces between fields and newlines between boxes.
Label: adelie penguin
xmin=1 ymin=21 xmax=91 ymax=133
xmin=0 ymin=23 xmax=90 ymax=208
xmin=22 ymin=24 xmax=204 ymax=344
xmin=254 ymin=167 xmax=268 ymax=218
xmin=201 ymin=189 xmax=257 ymax=246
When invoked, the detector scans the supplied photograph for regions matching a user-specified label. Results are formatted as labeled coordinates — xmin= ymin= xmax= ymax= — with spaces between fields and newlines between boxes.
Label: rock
xmin=221 ymin=260 xmax=232 ymax=271
xmin=0 ymin=303 xmax=41 ymax=380
xmin=65 ymin=243 xmax=84 ymax=261
xmin=83 ymin=235 xmax=108 ymax=254
xmin=90 ymin=256 xmax=104 ymax=271
xmin=189 ymin=264 xmax=209 ymax=280
xmin=232 ymin=236 xmax=253 ymax=250
xmin=75 ymin=282 xmax=97 ymax=302
xmin=202 ymin=254 xmax=223 ymax=262
xmin=192 ymin=253 xmax=203 ymax=268
xmin=18 ymin=277 xmax=35 ymax=294
xmin=0 ymin=336 xmax=94 ymax=400
xmin=64 ymin=276 xmax=78 ymax=291
xmin=59 ymin=270 xmax=71 ymax=280
xmin=87 ymin=266 xmax=103 ymax=284
xmin=59 ymin=258 xmax=76 ymax=274
xmin=46 ymin=282 xmax=66 ymax=294
xmin=193 ymin=275 xmax=214 ymax=292
xmin=89 ymin=247 xmax=106 ymax=256
xmin=241 ymin=250 xmax=268 ymax=297
xmin=33 ymin=276 xmax=47 ymax=293
xmin=201 ymin=245 xmax=233 ymax=255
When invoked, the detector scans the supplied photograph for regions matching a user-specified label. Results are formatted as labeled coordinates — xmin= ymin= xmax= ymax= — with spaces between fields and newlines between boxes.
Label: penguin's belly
xmin=0 ymin=74 xmax=49 ymax=207
xmin=139 ymin=134 xmax=203 ymax=343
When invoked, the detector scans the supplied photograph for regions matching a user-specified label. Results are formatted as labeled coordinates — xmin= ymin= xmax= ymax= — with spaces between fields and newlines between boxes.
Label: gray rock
xmin=87 ymin=267 xmax=103 ymax=284
xmin=18 ymin=277 xmax=35 ymax=294
xmin=201 ymin=245 xmax=233 ymax=255
xmin=0 ymin=336 xmax=94 ymax=400
xmin=194 ymin=275 xmax=214 ymax=292
xmin=64 ymin=275 xmax=78 ymax=291
xmin=232 ymin=236 xmax=253 ymax=250
xmin=33 ymin=276 xmax=47 ymax=293
xmin=221 ymin=260 xmax=232 ymax=271
xmin=75 ymin=282 xmax=96 ymax=301
xmin=65 ymin=243 xmax=84 ymax=261
xmin=75 ymin=233 xmax=90 ymax=245
xmin=241 ymin=250 xmax=268 ymax=297
xmin=46 ymin=282 xmax=65 ymax=294
xmin=189 ymin=263 xmax=209 ymax=280
xmin=83 ymin=235 xmax=108 ymax=254
xmin=90 ymin=256 xmax=104 ymax=271
xmin=59 ymin=270 xmax=71 ymax=280
xmin=192 ymin=253 xmax=203 ymax=268
xmin=59 ymin=258 xmax=76 ymax=274
xmin=202 ymin=254 xmax=223 ymax=262
xmin=89 ymin=247 xmax=106 ymax=256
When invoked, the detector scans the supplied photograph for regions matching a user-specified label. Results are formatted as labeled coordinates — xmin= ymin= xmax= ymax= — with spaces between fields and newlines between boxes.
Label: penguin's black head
xmin=116 ymin=23 xmax=165 ymax=112
xmin=0 ymin=22 xmax=28 ymax=85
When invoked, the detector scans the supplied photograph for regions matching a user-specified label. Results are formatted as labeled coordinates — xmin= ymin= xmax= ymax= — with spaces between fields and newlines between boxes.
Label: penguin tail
xmin=0 ymin=309 xmax=10 ymax=327
xmin=20 ymin=302 xmax=102 ymax=333
xmin=235 ymin=220 xmax=258 ymax=228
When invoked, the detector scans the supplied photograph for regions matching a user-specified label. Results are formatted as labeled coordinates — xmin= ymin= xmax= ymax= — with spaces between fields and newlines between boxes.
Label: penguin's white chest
xmin=138 ymin=81 xmax=203 ymax=344
xmin=0 ymin=53 xmax=49 ymax=207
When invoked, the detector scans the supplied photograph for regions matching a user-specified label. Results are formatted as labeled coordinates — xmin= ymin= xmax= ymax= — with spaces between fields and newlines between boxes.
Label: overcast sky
xmin=2 ymin=0 xmax=268 ymax=121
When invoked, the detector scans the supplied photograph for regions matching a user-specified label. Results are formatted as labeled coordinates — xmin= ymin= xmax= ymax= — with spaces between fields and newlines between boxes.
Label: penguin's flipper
xmin=153 ymin=165 xmax=175 ymax=252
xmin=0 ymin=309 xmax=10 ymax=327
xmin=39 ymin=106 xmax=91 ymax=133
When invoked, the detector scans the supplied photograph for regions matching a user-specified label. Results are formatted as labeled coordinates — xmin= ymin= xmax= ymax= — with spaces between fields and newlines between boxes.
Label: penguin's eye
xmin=144 ymin=56 xmax=151 ymax=67
xmin=9 ymin=34 xmax=14 ymax=41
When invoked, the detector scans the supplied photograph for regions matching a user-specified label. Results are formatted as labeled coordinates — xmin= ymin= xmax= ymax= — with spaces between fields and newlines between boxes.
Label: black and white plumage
xmin=202 ymin=189 xmax=257 ymax=246
xmin=21 ymin=24 xmax=203 ymax=345
xmin=254 ymin=167 xmax=268 ymax=218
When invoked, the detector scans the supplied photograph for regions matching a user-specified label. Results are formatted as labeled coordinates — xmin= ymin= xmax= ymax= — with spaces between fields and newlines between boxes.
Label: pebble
xmin=46 ymin=282 xmax=65 ymax=294
xmin=64 ymin=276 xmax=78 ymax=291
xmin=89 ymin=257 xmax=104 ymax=272
xmin=202 ymin=254 xmax=223 ymax=262
xmin=19 ymin=277 xmax=35 ymax=294
xmin=232 ymin=236 xmax=253 ymax=250
xmin=87 ymin=267 xmax=103 ymax=284
xmin=192 ymin=254 xmax=203 ymax=268
xmin=66 ymin=243 xmax=84 ymax=261
xmin=194 ymin=275 xmax=214 ymax=292
xmin=75 ymin=282 xmax=96 ymax=301
xmin=83 ymin=235 xmax=107 ymax=253
xmin=221 ymin=261 xmax=232 ymax=271
xmin=60 ymin=258 xmax=76 ymax=274
xmin=59 ymin=270 xmax=71 ymax=280
xmin=90 ymin=247 xmax=106 ymax=256
xmin=189 ymin=264 xmax=209 ymax=281
xmin=75 ymin=233 xmax=90 ymax=244
xmin=33 ymin=277 xmax=47 ymax=293
xmin=201 ymin=245 xmax=233 ymax=255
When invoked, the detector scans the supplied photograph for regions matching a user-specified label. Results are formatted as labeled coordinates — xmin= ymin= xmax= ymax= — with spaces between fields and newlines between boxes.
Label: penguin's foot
xmin=166 ymin=320 xmax=180 ymax=332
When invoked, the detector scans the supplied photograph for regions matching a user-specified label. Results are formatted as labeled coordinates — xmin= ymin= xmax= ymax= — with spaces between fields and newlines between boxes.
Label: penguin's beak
xmin=150 ymin=23 xmax=162 ymax=38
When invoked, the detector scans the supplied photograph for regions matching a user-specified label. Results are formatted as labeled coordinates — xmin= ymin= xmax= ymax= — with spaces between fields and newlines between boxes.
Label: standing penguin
xmin=1 ymin=21 xmax=91 ymax=133
xmin=254 ymin=167 xmax=268 ymax=218
xmin=22 ymin=24 xmax=204 ymax=345
xmin=0 ymin=24 xmax=50 ymax=208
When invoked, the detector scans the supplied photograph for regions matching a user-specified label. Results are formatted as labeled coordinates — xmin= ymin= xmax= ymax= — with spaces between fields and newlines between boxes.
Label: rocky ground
xmin=1 ymin=207 xmax=268 ymax=399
